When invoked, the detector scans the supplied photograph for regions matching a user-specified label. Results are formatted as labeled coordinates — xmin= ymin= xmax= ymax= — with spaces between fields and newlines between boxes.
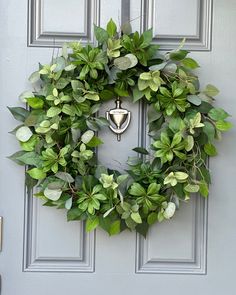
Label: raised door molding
xmin=135 ymin=196 xmax=208 ymax=274
xmin=28 ymin=0 xmax=212 ymax=50
xmin=141 ymin=0 xmax=212 ymax=50
xmin=23 ymin=190 xmax=95 ymax=272
xmin=28 ymin=0 xmax=101 ymax=47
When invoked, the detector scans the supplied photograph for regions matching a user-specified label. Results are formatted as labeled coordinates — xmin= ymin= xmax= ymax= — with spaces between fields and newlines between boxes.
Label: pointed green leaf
xmin=106 ymin=19 xmax=117 ymax=37
xmin=109 ymin=220 xmax=121 ymax=235
xmin=27 ymin=168 xmax=46 ymax=180
xmin=8 ymin=107 xmax=29 ymax=122
xmin=86 ymin=216 xmax=99 ymax=232
xmin=131 ymin=212 xmax=142 ymax=224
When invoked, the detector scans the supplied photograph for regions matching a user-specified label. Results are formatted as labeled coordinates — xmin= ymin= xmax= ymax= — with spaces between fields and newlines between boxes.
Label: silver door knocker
xmin=106 ymin=98 xmax=131 ymax=141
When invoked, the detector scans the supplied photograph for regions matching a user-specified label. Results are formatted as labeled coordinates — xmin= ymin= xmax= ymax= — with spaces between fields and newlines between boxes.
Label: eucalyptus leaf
xmin=44 ymin=187 xmax=62 ymax=201
xmin=55 ymin=172 xmax=74 ymax=183
xmin=8 ymin=107 xmax=29 ymax=122
xmin=29 ymin=71 xmax=40 ymax=83
xmin=114 ymin=56 xmax=131 ymax=70
xmin=81 ymin=130 xmax=94 ymax=144
xmin=187 ymin=95 xmax=202 ymax=106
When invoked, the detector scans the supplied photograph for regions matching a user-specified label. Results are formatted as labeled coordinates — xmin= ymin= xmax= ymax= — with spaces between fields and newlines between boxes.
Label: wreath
xmin=9 ymin=20 xmax=232 ymax=236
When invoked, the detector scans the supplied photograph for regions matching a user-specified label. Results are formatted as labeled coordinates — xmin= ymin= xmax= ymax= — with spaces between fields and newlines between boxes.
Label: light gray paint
xmin=0 ymin=0 xmax=236 ymax=294
xmin=28 ymin=0 xmax=101 ymax=47
xmin=141 ymin=0 xmax=213 ymax=50
xmin=23 ymin=191 xmax=95 ymax=272
xmin=28 ymin=0 xmax=213 ymax=50
xmin=136 ymin=196 xmax=208 ymax=274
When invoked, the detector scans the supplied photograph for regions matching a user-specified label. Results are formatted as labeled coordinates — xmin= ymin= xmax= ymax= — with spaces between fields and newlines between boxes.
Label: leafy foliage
xmin=8 ymin=20 xmax=232 ymax=237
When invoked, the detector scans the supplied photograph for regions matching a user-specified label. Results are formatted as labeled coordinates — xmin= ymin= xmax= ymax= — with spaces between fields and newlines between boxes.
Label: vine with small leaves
xmin=8 ymin=19 xmax=232 ymax=236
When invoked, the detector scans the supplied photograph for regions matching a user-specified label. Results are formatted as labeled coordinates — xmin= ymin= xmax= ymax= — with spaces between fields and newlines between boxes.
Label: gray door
xmin=0 ymin=0 xmax=235 ymax=294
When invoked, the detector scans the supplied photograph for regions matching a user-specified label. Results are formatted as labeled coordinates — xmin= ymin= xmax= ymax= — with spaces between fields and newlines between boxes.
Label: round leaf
xmin=81 ymin=130 xmax=94 ymax=144
xmin=44 ymin=187 xmax=62 ymax=201
xmin=16 ymin=126 xmax=33 ymax=142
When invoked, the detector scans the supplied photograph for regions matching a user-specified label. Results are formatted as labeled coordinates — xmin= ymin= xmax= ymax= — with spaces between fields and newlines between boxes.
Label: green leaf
xmin=147 ymin=212 xmax=158 ymax=225
xmin=203 ymin=121 xmax=215 ymax=141
xmin=184 ymin=184 xmax=199 ymax=193
xmin=117 ymin=174 xmax=128 ymax=185
xmin=174 ymin=172 xmax=189 ymax=181
xmin=131 ymin=212 xmax=142 ymax=224
xmin=215 ymin=120 xmax=233 ymax=131
xmin=182 ymin=58 xmax=200 ymax=69
xmin=173 ymin=88 xmax=183 ymax=97
xmin=25 ymin=173 xmax=38 ymax=191
xmin=95 ymin=117 xmax=110 ymax=127
xmin=14 ymin=151 xmax=42 ymax=167
xmin=29 ymin=71 xmax=40 ymax=83
xmin=125 ymin=54 xmax=138 ymax=68
xmin=208 ymin=108 xmax=230 ymax=121
xmin=44 ymin=187 xmax=62 ymax=201
xmin=163 ymin=202 xmax=176 ymax=219
xmin=56 ymin=78 xmax=69 ymax=89
xmin=27 ymin=168 xmax=46 ymax=180
xmin=26 ymin=97 xmax=44 ymax=109
xmin=24 ymin=110 xmax=46 ymax=126
xmin=65 ymin=64 xmax=77 ymax=71
xmin=199 ymin=182 xmax=209 ymax=198
xmin=149 ymin=62 xmax=168 ymax=71
xmin=132 ymin=86 xmax=144 ymax=102
xmin=169 ymin=117 xmax=185 ymax=133
xmin=47 ymin=106 xmax=61 ymax=117
xmin=204 ymin=143 xmax=217 ymax=156
xmin=55 ymin=172 xmax=74 ymax=183
xmin=132 ymin=147 xmax=149 ymax=155
xmin=100 ymin=89 xmax=114 ymax=101
xmin=114 ymin=87 xmax=129 ymax=97
xmin=114 ymin=56 xmax=131 ymax=70
xmin=84 ymin=92 xmax=99 ymax=101
xmin=121 ymin=22 xmax=132 ymax=35
xmin=94 ymin=25 xmax=109 ymax=43
xmin=163 ymin=63 xmax=177 ymax=73
xmin=203 ymin=84 xmax=219 ymax=97
xmin=142 ymin=28 xmax=153 ymax=46
xmin=8 ymin=151 xmax=27 ymax=165
xmin=20 ymin=135 xmax=38 ymax=151
xmin=147 ymin=183 xmax=160 ymax=195
xmin=187 ymin=95 xmax=201 ymax=106
xmin=106 ymin=19 xmax=117 ymax=37
xmin=161 ymin=132 xmax=171 ymax=145
xmin=148 ymin=104 xmax=162 ymax=123
xmin=62 ymin=104 xmax=75 ymax=116
xmin=129 ymin=183 xmax=146 ymax=196
xmin=65 ymin=197 xmax=73 ymax=210
xmin=8 ymin=107 xmax=29 ymax=122
xmin=136 ymin=222 xmax=149 ymax=238
xmin=81 ymin=130 xmax=94 ymax=144
xmin=67 ymin=208 xmax=82 ymax=221
xmin=15 ymin=126 xmax=33 ymax=142
xmin=170 ymin=50 xmax=189 ymax=61
xmin=19 ymin=91 xmax=35 ymax=102
xmin=109 ymin=220 xmax=121 ymax=235
xmin=86 ymin=216 xmax=99 ymax=232
xmin=86 ymin=136 xmax=103 ymax=147
xmin=127 ymin=156 xmax=141 ymax=167
xmin=171 ymin=132 xmax=182 ymax=147
xmin=185 ymin=135 xmax=194 ymax=151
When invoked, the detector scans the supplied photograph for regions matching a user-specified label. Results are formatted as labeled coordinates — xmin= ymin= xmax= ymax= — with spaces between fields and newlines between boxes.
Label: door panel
xmin=0 ymin=0 xmax=236 ymax=294
xmin=136 ymin=197 xmax=207 ymax=274
xmin=23 ymin=198 xmax=94 ymax=272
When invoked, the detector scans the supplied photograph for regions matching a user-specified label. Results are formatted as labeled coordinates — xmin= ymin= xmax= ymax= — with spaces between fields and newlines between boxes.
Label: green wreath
xmin=9 ymin=20 xmax=232 ymax=236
